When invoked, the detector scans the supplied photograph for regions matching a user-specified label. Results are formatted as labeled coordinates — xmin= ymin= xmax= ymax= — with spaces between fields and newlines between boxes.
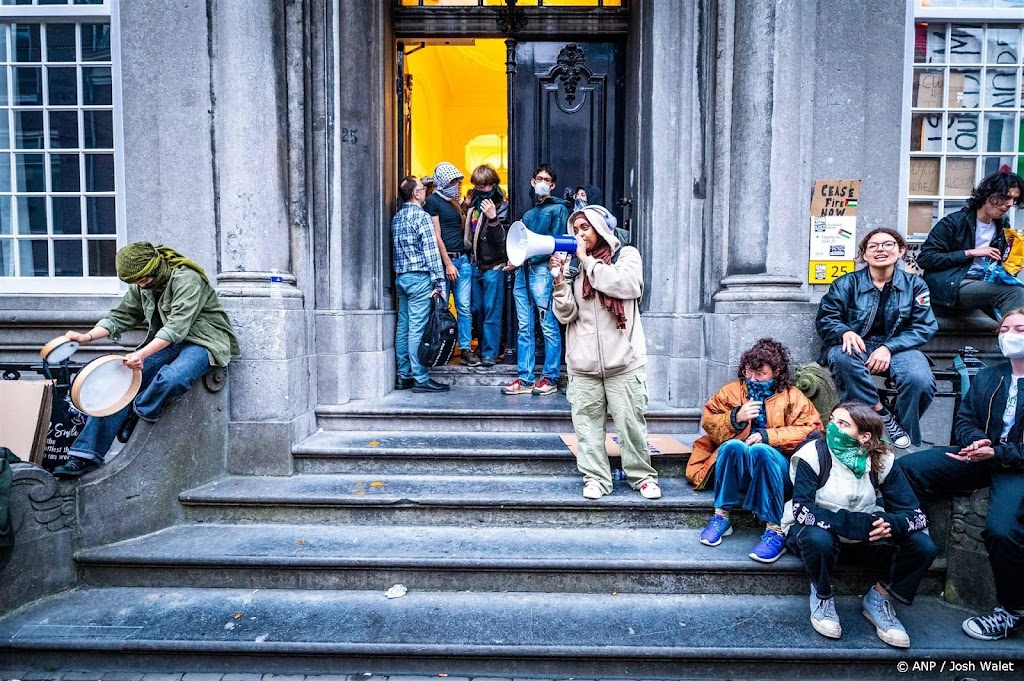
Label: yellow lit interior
xmin=405 ymin=39 xmax=509 ymax=195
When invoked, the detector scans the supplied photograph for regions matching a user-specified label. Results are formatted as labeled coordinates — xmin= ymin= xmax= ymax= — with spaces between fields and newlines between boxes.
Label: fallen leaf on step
xmin=384 ymin=584 xmax=408 ymax=599
xmin=355 ymin=482 xmax=364 ymax=487
xmin=296 ymin=539 xmax=306 ymax=545
xmin=371 ymin=481 xmax=383 ymax=487
xmin=355 ymin=490 xmax=366 ymax=496
xmin=233 ymin=612 xmax=243 ymax=619
xmin=369 ymin=440 xmax=380 ymax=447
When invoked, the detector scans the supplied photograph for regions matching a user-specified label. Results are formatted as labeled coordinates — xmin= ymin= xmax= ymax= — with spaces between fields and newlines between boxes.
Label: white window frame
xmin=900 ymin=5 xmax=1024 ymax=243
xmin=0 ymin=0 xmax=123 ymax=295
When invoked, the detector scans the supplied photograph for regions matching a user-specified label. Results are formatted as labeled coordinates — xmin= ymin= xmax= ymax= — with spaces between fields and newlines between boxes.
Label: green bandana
xmin=825 ymin=421 xmax=868 ymax=478
xmin=115 ymin=242 xmax=209 ymax=289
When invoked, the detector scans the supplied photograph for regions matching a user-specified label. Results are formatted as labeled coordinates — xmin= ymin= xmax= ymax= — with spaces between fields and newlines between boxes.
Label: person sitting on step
xmin=816 ymin=227 xmax=938 ymax=449
xmin=899 ymin=307 xmax=1024 ymax=642
xmin=689 ymin=338 xmax=822 ymax=563
xmin=784 ymin=401 xmax=935 ymax=648
xmin=551 ymin=205 xmax=660 ymax=501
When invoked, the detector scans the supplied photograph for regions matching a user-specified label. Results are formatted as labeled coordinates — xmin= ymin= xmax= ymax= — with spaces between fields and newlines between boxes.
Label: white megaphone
xmin=506 ymin=220 xmax=579 ymax=268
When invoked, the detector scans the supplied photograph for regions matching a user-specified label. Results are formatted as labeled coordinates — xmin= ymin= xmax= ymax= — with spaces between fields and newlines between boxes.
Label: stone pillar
xmin=211 ymin=0 xmax=315 ymax=474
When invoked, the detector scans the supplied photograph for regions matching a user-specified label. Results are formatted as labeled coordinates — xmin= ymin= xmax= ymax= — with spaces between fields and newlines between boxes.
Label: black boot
xmin=117 ymin=410 xmax=140 ymax=443
xmin=412 ymin=379 xmax=450 ymax=393
xmin=53 ymin=456 xmax=101 ymax=479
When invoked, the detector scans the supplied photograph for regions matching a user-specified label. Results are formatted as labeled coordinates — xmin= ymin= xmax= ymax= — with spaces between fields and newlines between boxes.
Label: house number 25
xmin=342 ymin=128 xmax=358 ymax=144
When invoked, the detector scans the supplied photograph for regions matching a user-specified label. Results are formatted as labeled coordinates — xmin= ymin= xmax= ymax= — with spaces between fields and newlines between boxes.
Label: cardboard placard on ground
xmin=0 ymin=380 xmax=53 ymax=463
xmin=559 ymin=433 xmax=691 ymax=457
xmin=810 ymin=179 xmax=860 ymax=217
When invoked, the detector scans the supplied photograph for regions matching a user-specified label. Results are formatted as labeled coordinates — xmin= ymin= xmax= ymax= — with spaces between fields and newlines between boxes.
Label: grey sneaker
xmin=809 ymin=584 xmax=842 ymax=639
xmin=862 ymin=588 xmax=910 ymax=648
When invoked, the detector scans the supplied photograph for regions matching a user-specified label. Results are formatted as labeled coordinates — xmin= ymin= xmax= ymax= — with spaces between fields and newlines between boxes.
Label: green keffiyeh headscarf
xmin=115 ymin=242 xmax=208 ymax=290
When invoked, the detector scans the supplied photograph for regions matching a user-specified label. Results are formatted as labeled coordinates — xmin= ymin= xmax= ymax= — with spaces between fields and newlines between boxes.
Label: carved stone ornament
xmin=495 ymin=0 xmax=527 ymax=36
xmin=551 ymin=44 xmax=591 ymax=107
xmin=204 ymin=367 xmax=228 ymax=393
xmin=10 ymin=464 xmax=75 ymax=536
xmin=950 ymin=488 xmax=989 ymax=553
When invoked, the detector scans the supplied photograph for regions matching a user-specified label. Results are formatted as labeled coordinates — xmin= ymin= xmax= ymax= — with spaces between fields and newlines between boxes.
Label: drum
xmin=40 ymin=335 xmax=80 ymax=364
xmin=70 ymin=355 xmax=143 ymax=417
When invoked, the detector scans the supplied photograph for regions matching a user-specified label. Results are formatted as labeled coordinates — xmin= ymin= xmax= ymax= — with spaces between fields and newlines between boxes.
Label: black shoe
xmin=53 ymin=456 xmax=101 ymax=479
xmin=117 ymin=410 xmax=140 ymax=443
xmin=412 ymin=379 xmax=450 ymax=393
xmin=479 ymin=356 xmax=497 ymax=368
xmin=461 ymin=349 xmax=482 ymax=367
xmin=394 ymin=377 xmax=415 ymax=390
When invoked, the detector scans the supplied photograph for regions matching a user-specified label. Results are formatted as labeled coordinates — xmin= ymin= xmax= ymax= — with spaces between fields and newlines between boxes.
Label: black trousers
xmin=786 ymin=524 xmax=936 ymax=604
xmin=900 ymin=447 xmax=1024 ymax=611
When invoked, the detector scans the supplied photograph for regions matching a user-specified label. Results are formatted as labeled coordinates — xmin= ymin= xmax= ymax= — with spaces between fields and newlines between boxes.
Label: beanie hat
xmin=115 ymin=242 xmax=209 ymax=288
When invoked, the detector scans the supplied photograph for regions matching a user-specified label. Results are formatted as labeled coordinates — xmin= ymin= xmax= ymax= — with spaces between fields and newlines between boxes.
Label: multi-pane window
xmin=907 ymin=21 xmax=1024 ymax=239
xmin=0 ymin=0 xmax=118 ymax=292
xmin=398 ymin=1 xmax=625 ymax=7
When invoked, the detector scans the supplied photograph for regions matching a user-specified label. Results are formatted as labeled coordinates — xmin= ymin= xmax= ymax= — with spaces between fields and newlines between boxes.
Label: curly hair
xmin=737 ymin=338 xmax=793 ymax=393
xmin=834 ymin=401 xmax=892 ymax=475
xmin=965 ymin=169 xmax=1024 ymax=213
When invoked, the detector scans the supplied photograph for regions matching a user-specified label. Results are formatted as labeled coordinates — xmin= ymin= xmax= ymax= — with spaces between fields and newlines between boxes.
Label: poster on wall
xmin=808 ymin=179 xmax=860 ymax=285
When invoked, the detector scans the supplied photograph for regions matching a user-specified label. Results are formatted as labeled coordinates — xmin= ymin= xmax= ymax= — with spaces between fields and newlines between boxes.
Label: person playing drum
xmin=52 ymin=242 xmax=239 ymax=478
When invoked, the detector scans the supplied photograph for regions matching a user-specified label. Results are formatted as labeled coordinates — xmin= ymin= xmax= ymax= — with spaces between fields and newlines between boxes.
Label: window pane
xmin=13 ymin=24 xmax=40 ymax=63
xmin=911 ymin=113 xmax=944 ymax=151
xmin=947 ymin=113 xmax=979 ymax=152
xmin=0 ymin=69 xmax=8 ymax=106
xmin=18 ymin=238 xmax=47 ymax=276
xmin=14 ymin=152 xmax=44 ymax=192
xmin=0 ymin=197 xmax=10 ymax=235
xmin=16 ymin=195 xmax=46 ymax=234
xmin=84 ymin=152 xmax=112 ymax=191
xmin=50 ymin=152 xmax=79 ymax=191
xmin=916 ymin=23 xmax=947 ymax=64
xmin=87 ymin=238 xmax=115 ymax=276
xmin=47 ymin=66 xmax=77 ymax=105
xmin=950 ymin=26 xmax=984 ymax=64
xmin=982 ymin=154 xmax=1015 ymax=176
xmin=53 ymin=238 xmax=82 ymax=276
xmin=14 ymin=109 xmax=42 ymax=149
xmin=47 ymin=110 xmax=78 ymax=148
xmin=944 ymin=157 xmax=977 ymax=196
xmin=0 ymin=24 xmax=7 ymax=64
xmin=81 ymin=23 xmax=110 ymax=62
xmin=81 ymin=65 xmax=110 ymax=104
xmin=51 ymin=195 xmax=79 ymax=234
xmin=45 ymin=24 xmax=76 ymax=63
xmin=984 ymin=112 xmax=1017 ymax=152
xmin=986 ymin=27 xmax=1020 ymax=65
xmin=13 ymin=66 xmax=42 ymax=104
xmin=83 ymin=109 xmax=110 ymax=148
xmin=912 ymin=69 xmax=945 ymax=107
xmin=0 ymin=154 xmax=9 ymax=192
xmin=909 ymin=157 xmax=941 ymax=195
xmin=0 ymin=239 xmax=11 ymax=276
xmin=0 ymin=111 xmax=9 ymax=149
xmin=986 ymin=69 xmax=1018 ymax=108
xmin=948 ymin=69 xmax=981 ymax=108
xmin=85 ymin=194 xmax=113 ymax=233
xmin=908 ymin=200 xmax=939 ymax=237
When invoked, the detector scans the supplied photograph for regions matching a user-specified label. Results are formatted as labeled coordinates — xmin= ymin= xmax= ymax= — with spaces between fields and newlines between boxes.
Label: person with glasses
xmin=917 ymin=168 xmax=1024 ymax=321
xmin=816 ymin=228 xmax=938 ymax=449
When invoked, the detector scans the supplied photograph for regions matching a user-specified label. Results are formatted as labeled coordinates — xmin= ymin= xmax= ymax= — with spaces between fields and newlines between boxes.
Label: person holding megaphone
xmin=551 ymin=205 xmax=661 ymax=501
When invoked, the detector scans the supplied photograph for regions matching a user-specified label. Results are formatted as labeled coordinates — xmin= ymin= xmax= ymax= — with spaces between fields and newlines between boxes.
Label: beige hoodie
xmin=552 ymin=207 xmax=647 ymax=378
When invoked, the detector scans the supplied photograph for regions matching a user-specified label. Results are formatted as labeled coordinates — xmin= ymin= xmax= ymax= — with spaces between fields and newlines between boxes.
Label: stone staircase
xmin=1 ymin=382 xmax=1022 ymax=678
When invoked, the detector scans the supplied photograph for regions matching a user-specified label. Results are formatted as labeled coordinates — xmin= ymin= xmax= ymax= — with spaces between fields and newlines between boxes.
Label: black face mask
xmin=473 ymin=187 xmax=496 ymax=207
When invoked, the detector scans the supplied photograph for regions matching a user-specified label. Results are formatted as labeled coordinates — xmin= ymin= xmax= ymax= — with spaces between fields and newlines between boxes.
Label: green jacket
xmin=1 ymin=447 xmax=20 ymax=570
xmin=97 ymin=267 xmax=240 ymax=367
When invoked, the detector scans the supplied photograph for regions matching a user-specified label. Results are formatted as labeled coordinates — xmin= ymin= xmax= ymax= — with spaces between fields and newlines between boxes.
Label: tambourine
xmin=70 ymin=354 xmax=143 ymax=417
xmin=40 ymin=335 xmax=80 ymax=364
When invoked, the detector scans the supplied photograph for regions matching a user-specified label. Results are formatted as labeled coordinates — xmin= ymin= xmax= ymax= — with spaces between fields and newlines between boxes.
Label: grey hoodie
xmin=552 ymin=207 xmax=647 ymax=378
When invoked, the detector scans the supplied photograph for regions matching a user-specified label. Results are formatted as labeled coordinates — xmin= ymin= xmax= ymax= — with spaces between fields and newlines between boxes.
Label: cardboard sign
xmin=909 ymin=157 xmax=940 ymax=196
xmin=809 ymin=260 xmax=855 ymax=285
xmin=0 ymin=380 xmax=53 ymax=463
xmin=944 ymin=157 xmax=976 ymax=197
xmin=810 ymin=179 xmax=860 ymax=217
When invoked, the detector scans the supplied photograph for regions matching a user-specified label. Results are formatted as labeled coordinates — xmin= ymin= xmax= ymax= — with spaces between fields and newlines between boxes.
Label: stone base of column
xmin=713 ymin=274 xmax=810 ymax=310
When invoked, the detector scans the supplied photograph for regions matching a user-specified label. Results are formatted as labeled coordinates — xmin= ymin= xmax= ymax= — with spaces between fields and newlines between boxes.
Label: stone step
xmin=179 ymin=474 xmax=730 ymax=528
xmin=431 ymin=362 xmax=532 ymax=387
xmin=1 ymin=586 xmax=1015 ymax=678
xmin=74 ymin=523 xmax=946 ymax=596
xmin=292 ymin=430 xmax=694 ymax=476
xmin=315 ymin=386 xmax=701 ymax=433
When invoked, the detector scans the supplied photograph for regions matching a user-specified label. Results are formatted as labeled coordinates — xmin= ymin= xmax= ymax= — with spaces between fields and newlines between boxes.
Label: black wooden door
xmin=511 ymin=41 xmax=626 ymax=226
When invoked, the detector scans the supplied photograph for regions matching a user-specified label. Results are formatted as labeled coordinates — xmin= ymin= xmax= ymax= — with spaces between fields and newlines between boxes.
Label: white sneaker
xmin=863 ymin=588 xmax=910 ymax=648
xmin=638 ymin=480 xmax=662 ymax=499
xmin=582 ymin=481 xmax=606 ymax=500
xmin=881 ymin=413 xmax=911 ymax=449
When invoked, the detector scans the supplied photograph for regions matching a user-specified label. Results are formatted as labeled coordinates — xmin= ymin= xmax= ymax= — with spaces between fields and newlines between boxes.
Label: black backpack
xmin=418 ymin=296 xmax=458 ymax=368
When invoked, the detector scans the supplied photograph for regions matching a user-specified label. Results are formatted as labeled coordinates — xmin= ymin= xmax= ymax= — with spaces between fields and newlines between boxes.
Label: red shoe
xmin=532 ymin=378 xmax=557 ymax=396
xmin=502 ymin=379 xmax=534 ymax=395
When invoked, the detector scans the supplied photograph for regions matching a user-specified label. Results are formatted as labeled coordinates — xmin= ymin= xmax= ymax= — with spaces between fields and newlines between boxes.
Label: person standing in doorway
xmin=816 ymin=228 xmax=938 ymax=449
xmin=464 ymin=164 xmax=508 ymax=368
xmin=392 ymin=176 xmax=449 ymax=394
xmin=502 ymin=163 xmax=570 ymax=396
xmin=425 ymin=162 xmax=476 ymax=366
xmin=917 ymin=168 xmax=1024 ymax=320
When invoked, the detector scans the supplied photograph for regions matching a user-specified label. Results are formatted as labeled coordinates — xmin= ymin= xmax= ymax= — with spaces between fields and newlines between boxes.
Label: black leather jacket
xmin=917 ymin=208 xmax=1009 ymax=307
xmin=954 ymin=361 xmax=1024 ymax=471
xmin=816 ymin=267 xmax=937 ymax=356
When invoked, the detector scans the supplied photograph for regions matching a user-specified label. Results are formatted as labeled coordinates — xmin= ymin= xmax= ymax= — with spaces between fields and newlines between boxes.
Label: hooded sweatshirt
xmin=552 ymin=207 xmax=646 ymax=378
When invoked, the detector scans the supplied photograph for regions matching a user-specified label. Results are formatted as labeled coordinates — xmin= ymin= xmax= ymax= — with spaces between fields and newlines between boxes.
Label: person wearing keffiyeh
xmin=551 ymin=205 xmax=659 ymax=502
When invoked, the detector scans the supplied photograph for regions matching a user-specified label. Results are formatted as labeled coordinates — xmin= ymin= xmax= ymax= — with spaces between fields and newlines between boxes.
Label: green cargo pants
xmin=566 ymin=368 xmax=657 ymax=494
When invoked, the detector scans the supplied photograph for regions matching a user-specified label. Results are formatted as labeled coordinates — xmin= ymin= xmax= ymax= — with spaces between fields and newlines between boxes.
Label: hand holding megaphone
xmin=506 ymin=220 xmax=579 ymax=268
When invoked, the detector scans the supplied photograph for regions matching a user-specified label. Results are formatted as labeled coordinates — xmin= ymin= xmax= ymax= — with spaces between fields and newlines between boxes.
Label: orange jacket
xmin=686 ymin=380 xmax=823 ymax=490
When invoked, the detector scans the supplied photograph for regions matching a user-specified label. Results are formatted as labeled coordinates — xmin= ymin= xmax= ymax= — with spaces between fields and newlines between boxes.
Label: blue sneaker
xmin=699 ymin=514 xmax=733 ymax=547
xmin=749 ymin=528 xmax=786 ymax=563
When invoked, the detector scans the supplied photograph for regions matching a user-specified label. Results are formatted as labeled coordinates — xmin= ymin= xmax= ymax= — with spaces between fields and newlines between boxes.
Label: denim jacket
xmin=815 ymin=267 xmax=937 ymax=356
xmin=521 ymin=197 xmax=570 ymax=266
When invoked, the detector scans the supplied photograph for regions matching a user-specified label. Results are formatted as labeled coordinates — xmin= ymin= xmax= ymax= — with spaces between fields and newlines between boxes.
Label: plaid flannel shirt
xmin=392 ymin=202 xmax=445 ymax=292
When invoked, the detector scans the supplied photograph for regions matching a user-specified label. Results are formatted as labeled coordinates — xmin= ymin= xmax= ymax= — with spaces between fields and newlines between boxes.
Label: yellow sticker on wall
xmin=808 ymin=260 xmax=854 ymax=284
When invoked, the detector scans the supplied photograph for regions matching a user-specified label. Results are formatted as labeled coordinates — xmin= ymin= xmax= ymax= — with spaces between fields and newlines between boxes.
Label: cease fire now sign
xmin=808 ymin=179 xmax=860 ymax=285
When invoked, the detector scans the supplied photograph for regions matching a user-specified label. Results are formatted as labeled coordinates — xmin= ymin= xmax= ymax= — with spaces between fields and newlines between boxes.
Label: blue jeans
xmin=68 ymin=342 xmax=212 ymax=463
xmin=444 ymin=253 xmax=474 ymax=350
xmin=826 ymin=341 xmax=935 ymax=445
xmin=396 ymin=272 xmax=434 ymax=384
xmin=512 ymin=262 xmax=561 ymax=383
xmin=472 ymin=266 xmax=505 ymax=360
xmin=713 ymin=439 xmax=791 ymax=525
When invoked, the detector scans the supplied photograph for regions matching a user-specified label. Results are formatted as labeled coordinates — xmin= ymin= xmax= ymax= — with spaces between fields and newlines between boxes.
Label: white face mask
xmin=534 ymin=180 xmax=551 ymax=198
xmin=999 ymin=331 xmax=1024 ymax=358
